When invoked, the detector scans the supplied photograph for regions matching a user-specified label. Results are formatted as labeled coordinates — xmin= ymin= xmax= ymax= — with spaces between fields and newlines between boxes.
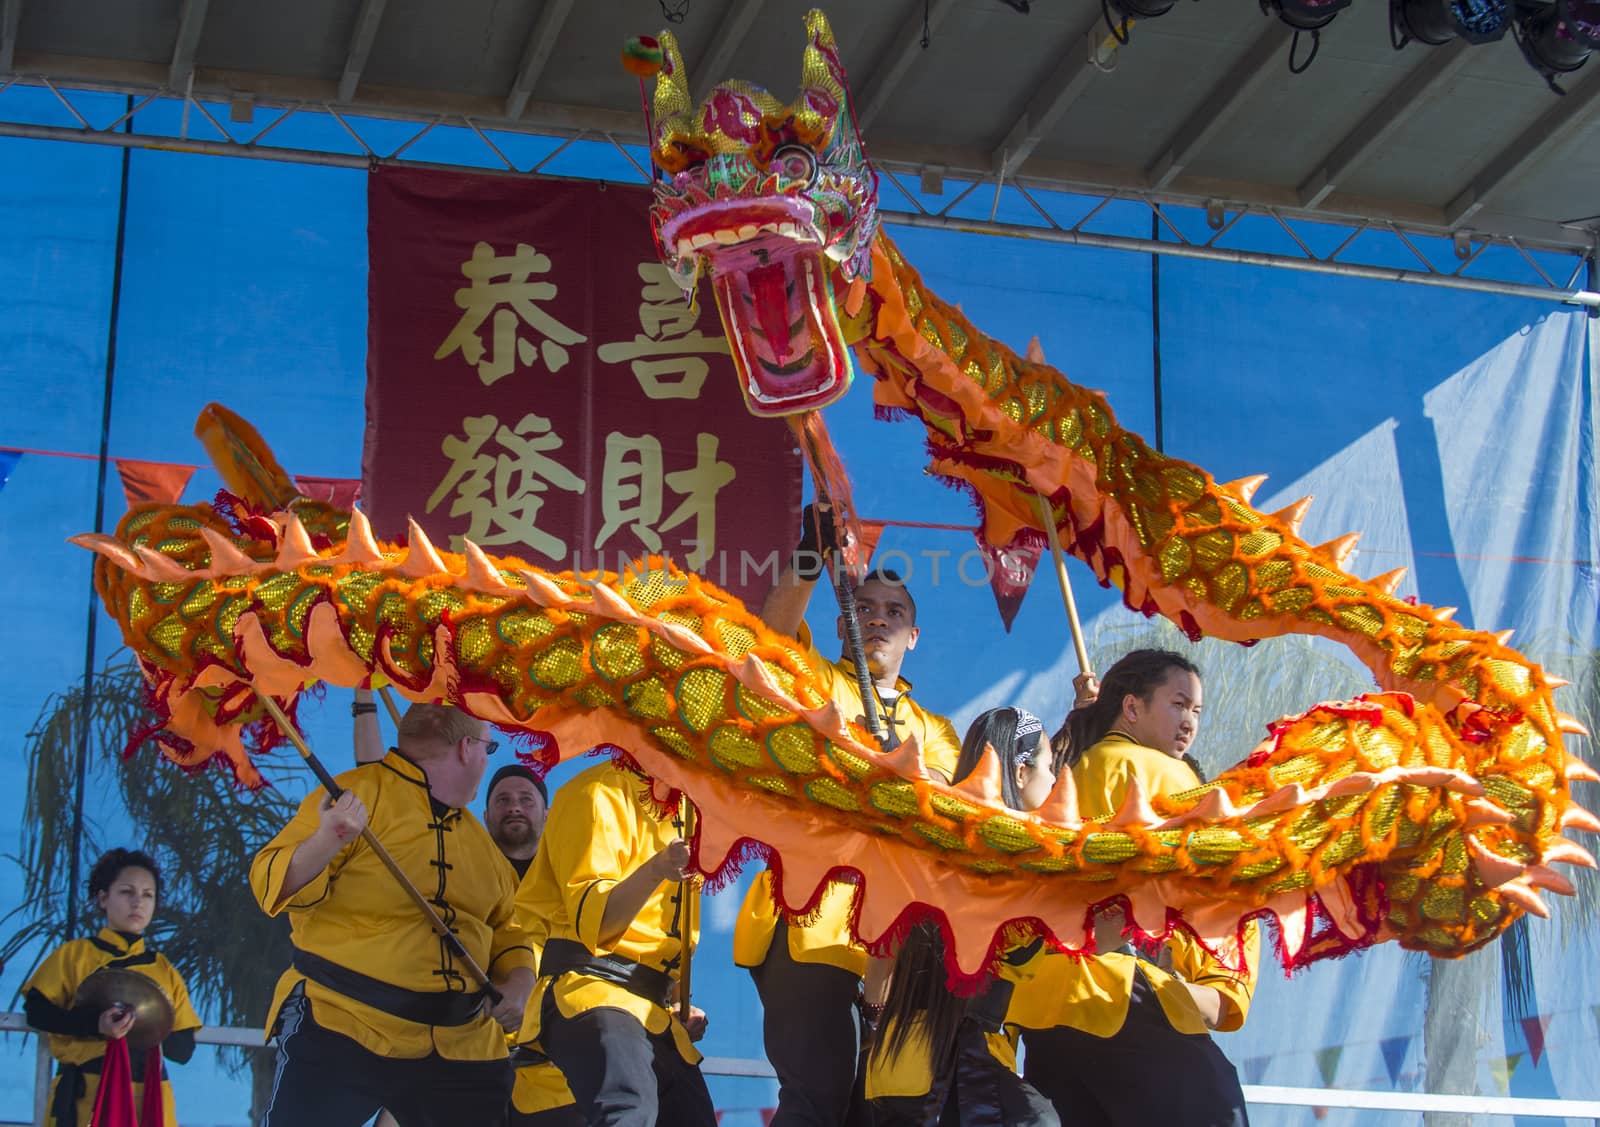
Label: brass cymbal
xmin=72 ymin=968 xmax=176 ymax=1052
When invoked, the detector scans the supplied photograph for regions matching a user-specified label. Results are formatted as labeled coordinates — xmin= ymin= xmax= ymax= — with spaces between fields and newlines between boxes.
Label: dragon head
xmin=648 ymin=10 xmax=879 ymax=417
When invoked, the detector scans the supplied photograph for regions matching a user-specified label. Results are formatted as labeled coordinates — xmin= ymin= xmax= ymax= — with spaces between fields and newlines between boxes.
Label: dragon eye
xmin=771 ymin=144 xmax=818 ymax=188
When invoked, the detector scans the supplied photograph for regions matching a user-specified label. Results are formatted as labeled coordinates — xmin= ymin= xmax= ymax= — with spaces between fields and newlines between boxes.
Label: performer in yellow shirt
xmin=518 ymin=757 xmax=715 ymax=1127
xmin=353 ymin=695 xmax=570 ymax=1126
xmin=865 ymin=707 xmax=1061 ymax=1127
xmin=735 ymin=503 xmax=963 ymax=1126
xmin=1014 ymin=649 xmax=1254 ymax=1127
xmin=24 ymin=848 xmax=201 ymax=1127
xmin=251 ymin=703 xmax=538 ymax=1127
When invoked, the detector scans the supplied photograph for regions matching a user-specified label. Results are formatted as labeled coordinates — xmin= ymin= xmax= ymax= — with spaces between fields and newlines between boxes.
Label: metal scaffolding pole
xmin=1 ymin=113 xmax=1596 ymax=309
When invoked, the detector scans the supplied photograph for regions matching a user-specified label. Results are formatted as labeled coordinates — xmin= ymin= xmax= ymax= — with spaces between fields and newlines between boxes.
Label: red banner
xmin=365 ymin=168 xmax=800 ymax=606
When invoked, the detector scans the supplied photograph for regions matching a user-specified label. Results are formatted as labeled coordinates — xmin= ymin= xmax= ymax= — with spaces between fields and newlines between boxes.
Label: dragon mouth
xmin=660 ymin=198 xmax=852 ymax=417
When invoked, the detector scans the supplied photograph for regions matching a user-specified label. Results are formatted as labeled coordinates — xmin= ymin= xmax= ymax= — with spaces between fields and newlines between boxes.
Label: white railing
xmin=6 ymin=1012 xmax=1600 ymax=1125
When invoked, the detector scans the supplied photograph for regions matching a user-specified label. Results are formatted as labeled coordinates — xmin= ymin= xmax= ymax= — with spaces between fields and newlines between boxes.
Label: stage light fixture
xmin=1391 ymin=0 xmax=1511 ymax=46
xmin=1101 ymin=0 xmax=1181 ymax=46
xmin=1514 ymin=0 xmax=1593 ymax=92
xmin=1261 ymin=0 xmax=1353 ymax=71
xmin=1262 ymin=0 xmax=1354 ymax=32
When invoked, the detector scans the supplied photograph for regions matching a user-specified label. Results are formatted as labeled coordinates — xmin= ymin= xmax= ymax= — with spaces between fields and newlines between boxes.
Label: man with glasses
xmin=252 ymin=702 xmax=537 ymax=1126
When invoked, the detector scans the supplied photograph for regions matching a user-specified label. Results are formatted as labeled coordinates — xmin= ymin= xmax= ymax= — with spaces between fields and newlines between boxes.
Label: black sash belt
xmin=539 ymin=937 xmax=675 ymax=1009
xmin=51 ymin=1055 xmax=168 ymax=1127
xmin=292 ymin=947 xmax=485 ymax=1026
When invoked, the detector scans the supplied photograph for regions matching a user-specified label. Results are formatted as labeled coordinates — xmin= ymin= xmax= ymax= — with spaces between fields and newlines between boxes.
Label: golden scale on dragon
xmin=46 ymin=8 xmax=1597 ymax=1127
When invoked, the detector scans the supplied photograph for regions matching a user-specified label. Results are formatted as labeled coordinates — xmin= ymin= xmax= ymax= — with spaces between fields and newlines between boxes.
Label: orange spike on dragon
xmin=76 ymin=10 xmax=1594 ymax=979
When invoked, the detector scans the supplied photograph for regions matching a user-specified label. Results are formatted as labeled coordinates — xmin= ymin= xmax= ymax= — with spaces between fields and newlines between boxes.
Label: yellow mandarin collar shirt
xmin=518 ymin=760 xmax=702 ymax=1064
xmin=1006 ymin=731 xmax=1259 ymax=1038
xmin=25 ymin=928 xmax=202 ymax=1068
xmin=250 ymin=751 xmax=536 ymax=1062
xmin=732 ymin=622 xmax=962 ymax=978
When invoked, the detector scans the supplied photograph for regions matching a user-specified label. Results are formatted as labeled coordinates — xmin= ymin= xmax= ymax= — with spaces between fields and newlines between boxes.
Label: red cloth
xmin=89 ymin=1038 xmax=165 ymax=1126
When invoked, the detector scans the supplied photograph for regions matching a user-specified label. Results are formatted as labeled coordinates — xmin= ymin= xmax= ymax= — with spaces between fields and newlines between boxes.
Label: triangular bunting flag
xmin=115 ymin=458 xmax=195 ymax=507
xmin=855 ymin=520 xmax=885 ymax=569
xmin=1490 ymin=1052 xmax=1524 ymax=1094
xmin=979 ymin=531 xmax=1044 ymax=633
xmin=1379 ymin=1036 xmax=1410 ymax=1086
xmin=714 ymin=1114 xmax=724 ymax=1125
xmin=1521 ymin=1014 xmax=1552 ymax=1067
xmin=1314 ymin=1045 xmax=1344 ymax=1087
xmin=759 ymin=1110 xmax=777 ymax=1127
xmin=0 ymin=448 xmax=20 ymax=491
xmin=294 ymin=474 xmax=363 ymax=509
xmin=1242 ymin=1056 xmax=1268 ymax=1086
xmin=1311 ymin=1109 xmax=1327 ymax=1121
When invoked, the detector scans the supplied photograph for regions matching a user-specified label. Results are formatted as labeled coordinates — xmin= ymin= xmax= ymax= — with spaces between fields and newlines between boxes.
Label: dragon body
xmin=76 ymin=12 xmax=1596 ymax=978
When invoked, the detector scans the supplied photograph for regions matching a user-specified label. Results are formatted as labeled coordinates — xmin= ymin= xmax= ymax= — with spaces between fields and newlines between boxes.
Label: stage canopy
xmin=3 ymin=0 xmax=1597 ymax=298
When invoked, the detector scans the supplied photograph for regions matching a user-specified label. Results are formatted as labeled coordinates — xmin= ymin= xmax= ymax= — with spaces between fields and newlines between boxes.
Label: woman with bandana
xmin=864 ymin=706 xmax=1062 ymax=1127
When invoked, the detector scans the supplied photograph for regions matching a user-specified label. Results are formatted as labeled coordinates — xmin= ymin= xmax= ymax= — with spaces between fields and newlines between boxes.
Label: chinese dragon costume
xmin=74 ymin=10 xmax=1595 ymax=980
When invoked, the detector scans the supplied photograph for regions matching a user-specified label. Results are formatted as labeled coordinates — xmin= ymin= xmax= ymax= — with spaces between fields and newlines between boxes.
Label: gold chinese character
xmin=434 ymin=242 xmax=589 ymax=386
xmin=425 ymin=413 xmax=586 ymax=559
xmin=661 ymin=433 xmax=736 ymax=569
xmin=596 ymin=263 xmax=729 ymax=400
xmin=596 ymin=433 xmax=666 ymax=554
xmin=593 ymin=431 xmax=735 ymax=570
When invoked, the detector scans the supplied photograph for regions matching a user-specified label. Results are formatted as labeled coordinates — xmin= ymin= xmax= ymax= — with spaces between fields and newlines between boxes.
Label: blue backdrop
xmin=2 ymin=82 xmax=1596 ymax=1126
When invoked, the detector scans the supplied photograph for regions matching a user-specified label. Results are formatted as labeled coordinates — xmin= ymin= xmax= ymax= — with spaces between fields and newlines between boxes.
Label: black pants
xmin=538 ymin=989 xmax=717 ymax=1127
xmin=1019 ymin=973 xmax=1248 ymax=1127
xmin=872 ymin=1022 xmax=1060 ymax=1127
xmin=262 ymin=990 xmax=513 ymax=1127
xmin=749 ymin=922 xmax=864 ymax=1126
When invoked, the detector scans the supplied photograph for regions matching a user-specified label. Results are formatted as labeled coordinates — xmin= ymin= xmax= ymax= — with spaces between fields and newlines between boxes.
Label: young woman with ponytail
xmin=1016 ymin=648 xmax=1257 ymax=1127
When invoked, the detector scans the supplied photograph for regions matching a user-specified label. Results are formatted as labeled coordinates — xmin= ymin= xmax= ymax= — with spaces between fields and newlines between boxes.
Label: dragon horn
xmin=879 ymin=731 xmax=929 ymax=781
xmin=1496 ymin=878 xmax=1551 ymax=919
xmin=1524 ymin=864 xmax=1576 ymax=896
xmin=1371 ymin=567 xmax=1407 ymax=595
xmin=800 ymin=9 xmax=847 ymax=138
xmin=1565 ymin=754 xmax=1600 ymax=783
xmin=274 ymin=513 xmax=321 ymax=571
xmin=1272 ymin=496 xmax=1312 ymax=537
xmin=1106 ymin=776 xmax=1160 ymax=828
xmin=461 ymin=539 xmax=513 ymax=594
xmin=1466 ymin=837 xmax=1527 ymax=888
xmin=1556 ymin=714 xmax=1591 ymax=738
xmin=1542 ymin=839 xmax=1598 ymax=869
xmin=200 ymin=527 xmax=256 ymax=574
xmin=1316 ymin=533 xmax=1361 ymax=570
xmin=69 ymin=532 xmax=144 ymax=573
xmin=1561 ymin=805 xmax=1600 ymax=834
xmin=1224 ymin=475 xmax=1268 ymax=503
xmin=399 ymin=518 xmax=449 ymax=578
xmin=952 ymin=742 xmax=1005 ymax=806
xmin=1031 ymin=765 xmax=1081 ymax=827
xmin=334 ymin=508 xmax=385 ymax=566
xmin=652 ymin=30 xmax=692 ymax=139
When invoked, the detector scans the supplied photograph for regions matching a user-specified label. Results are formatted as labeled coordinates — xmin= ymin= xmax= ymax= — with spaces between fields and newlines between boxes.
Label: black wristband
xmin=351 ymin=702 xmax=378 ymax=717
